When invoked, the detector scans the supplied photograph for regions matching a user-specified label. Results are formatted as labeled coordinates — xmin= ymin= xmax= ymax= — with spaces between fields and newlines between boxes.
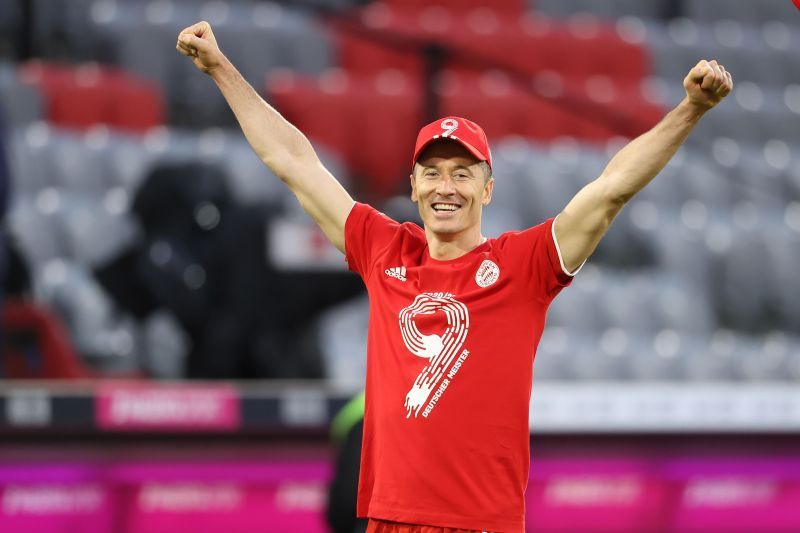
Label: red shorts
xmin=366 ymin=518 xmax=489 ymax=533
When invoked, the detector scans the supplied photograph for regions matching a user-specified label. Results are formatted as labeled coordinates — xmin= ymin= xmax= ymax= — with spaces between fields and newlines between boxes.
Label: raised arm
xmin=176 ymin=21 xmax=354 ymax=252
xmin=554 ymin=59 xmax=733 ymax=273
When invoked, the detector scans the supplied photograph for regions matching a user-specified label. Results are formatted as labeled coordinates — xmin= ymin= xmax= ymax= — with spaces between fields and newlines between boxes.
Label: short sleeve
xmin=497 ymin=217 xmax=580 ymax=302
xmin=344 ymin=202 xmax=401 ymax=281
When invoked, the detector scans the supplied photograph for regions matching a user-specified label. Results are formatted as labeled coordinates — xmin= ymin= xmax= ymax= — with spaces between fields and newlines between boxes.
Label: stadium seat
xmin=684 ymin=0 xmax=799 ymax=25
xmin=60 ymin=194 xmax=140 ymax=268
xmin=48 ymin=130 xmax=108 ymax=192
xmin=531 ymin=0 xmax=665 ymax=20
xmin=1 ymin=298 xmax=95 ymax=379
xmin=381 ymin=0 xmax=524 ymax=13
xmin=8 ymin=198 xmax=70 ymax=268
xmin=8 ymin=124 xmax=58 ymax=196
xmin=568 ymin=329 xmax=637 ymax=380
xmin=547 ymin=265 xmax=606 ymax=332
xmin=268 ymin=71 xmax=422 ymax=196
xmin=655 ymin=277 xmax=715 ymax=334
xmin=317 ymin=295 xmax=369 ymax=388
xmin=764 ymin=225 xmax=800 ymax=330
xmin=112 ymin=78 xmax=164 ymax=131
xmin=19 ymin=61 xmax=165 ymax=132
xmin=713 ymin=229 xmax=773 ymax=332
xmin=630 ymin=330 xmax=701 ymax=381
xmin=106 ymin=133 xmax=154 ymax=191
xmin=682 ymin=333 xmax=729 ymax=381
xmin=336 ymin=5 xmax=650 ymax=83
xmin=534 ymin=326 xmax=584 ymax=381
xmin=0 ymin=63 xmax=44 ymax=126
xmin=598 ymin=274 xmax=660 ymax=333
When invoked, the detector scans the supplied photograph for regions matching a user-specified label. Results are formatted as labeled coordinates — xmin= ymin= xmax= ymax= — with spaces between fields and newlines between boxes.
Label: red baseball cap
xmin=411 ymin=116 xmax=492 ymax=171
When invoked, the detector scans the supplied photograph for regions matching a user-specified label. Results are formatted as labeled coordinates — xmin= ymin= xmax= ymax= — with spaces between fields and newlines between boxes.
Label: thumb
xmin=687 ymin=60 xmax=710 ymax=84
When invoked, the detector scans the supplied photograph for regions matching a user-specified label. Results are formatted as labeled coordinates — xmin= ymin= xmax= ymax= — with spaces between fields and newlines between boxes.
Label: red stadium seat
xmin=1 ymin=299 xmax=95 ymax=379
xmin=280 ymin=4 xmax=659 ymax=190
xmin=112 ymin=78 xmax=165 ymax=132
xmin=380 ymin=0 xmax=523 ymax=13
xmin=351 ymin=72 xmax=422 ymax=196
xmin=49 ymin=68 xmax=116 ymax=131
xmin=268 ymin=71 xmax=422 ymax=196
xmin=334 ymin=26 xmax=425 ymax=82
xmin=438 ymin=68 xmax=661 ymax=142
xmin=18 ymin=61 xmax=165 ymax=132
xmin=268 ymin=71 xmax=361 ymax=170
xmin=334 ymin=8 xmax=649 ymax=82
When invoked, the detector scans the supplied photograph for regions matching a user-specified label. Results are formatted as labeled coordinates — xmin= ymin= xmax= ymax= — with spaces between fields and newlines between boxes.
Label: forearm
xmin=599 ymin=97 xmax=706 ymax=203
xmin=210 ymin=58 xmax=317 ymax=178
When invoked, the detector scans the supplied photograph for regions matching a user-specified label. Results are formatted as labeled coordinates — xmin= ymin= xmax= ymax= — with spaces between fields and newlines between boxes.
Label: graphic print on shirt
xmin=399 ymin=292 xmax=471 ymax=418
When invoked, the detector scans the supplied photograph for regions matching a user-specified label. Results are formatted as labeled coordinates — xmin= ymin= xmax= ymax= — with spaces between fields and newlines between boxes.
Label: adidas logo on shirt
xmin=385 ymin=266 xmax=407 ymax=282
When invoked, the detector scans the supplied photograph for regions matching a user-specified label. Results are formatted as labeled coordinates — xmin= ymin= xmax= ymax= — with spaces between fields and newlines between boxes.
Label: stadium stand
xmin=1 ymin=3 xmax=800 ymax=532
xmin=0 ymin=0 xmax=797 ymax=382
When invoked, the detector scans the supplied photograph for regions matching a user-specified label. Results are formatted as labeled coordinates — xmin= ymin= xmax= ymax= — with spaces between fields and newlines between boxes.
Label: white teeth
xmin=432 ymin=203 xmax=459 ymax=212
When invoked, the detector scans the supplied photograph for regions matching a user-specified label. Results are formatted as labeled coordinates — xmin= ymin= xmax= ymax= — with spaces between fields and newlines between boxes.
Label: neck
xmin=425 ymin=227 xmax=486 ymax=261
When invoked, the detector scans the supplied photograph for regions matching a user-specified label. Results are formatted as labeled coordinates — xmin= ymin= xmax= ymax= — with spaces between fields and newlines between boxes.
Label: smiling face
xmin=410 ymin=140 xmax=494 ymax=241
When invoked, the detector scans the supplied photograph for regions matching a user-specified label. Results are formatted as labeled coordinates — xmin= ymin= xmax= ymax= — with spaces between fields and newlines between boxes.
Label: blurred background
xmin=0 ymin=0 xmax=799 ymax=531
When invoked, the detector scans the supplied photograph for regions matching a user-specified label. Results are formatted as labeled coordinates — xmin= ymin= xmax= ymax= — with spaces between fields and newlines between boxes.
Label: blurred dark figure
xmin=327 ymin=392 xmax=367 ymax=533
xmin=97 ymin=161 xmax=362 ymax=379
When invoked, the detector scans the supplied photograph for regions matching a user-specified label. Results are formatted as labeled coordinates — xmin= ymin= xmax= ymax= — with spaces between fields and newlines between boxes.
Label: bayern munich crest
xmin=475 ymin=259 xmax=500 ymax=288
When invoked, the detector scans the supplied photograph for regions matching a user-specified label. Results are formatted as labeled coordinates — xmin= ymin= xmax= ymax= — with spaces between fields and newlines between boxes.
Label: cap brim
xmin=413 ymin=137 xmax=489 ymax=170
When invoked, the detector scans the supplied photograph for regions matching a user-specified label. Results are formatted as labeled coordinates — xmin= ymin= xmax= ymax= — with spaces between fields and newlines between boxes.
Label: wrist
xmin=208 ymin=56 xmax=233 ymax=82
xmin=677 ymin=96 xmax=708 ymax=123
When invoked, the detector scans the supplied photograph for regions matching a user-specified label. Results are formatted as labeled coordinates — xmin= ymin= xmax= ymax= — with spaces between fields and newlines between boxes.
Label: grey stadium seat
xmin=629 ymin=330 xmax=701 ymax=381
xmin=33 ymin=258 xmax=141 ymax=367
xmin=567 ymin=329 xmax=637 ymax=381
xmin=48 ymin=130 xmax=110 ymax=193
xmin=684 ymin=0 xmax=800 ymax=26
xmin=531 ymin=0 xmax=665 ymax=20
xmin=8 ymin=198 xmax=71 ymax=267
xmin=0 ymin=64 xmax=44 ymax=126
xmin=316 ymin=295 xmax=369 ymax=389
xmin=649 ymin=211 xmax=713 ymax=285
xmin=713 ymin=229 xmax=772 ymax=332
xmin=60 ymin=194 xmax=140 ymax=268
xmin=547 ymin=264 xmax=607 ymax=332
xmin=676 ymin=153 xmax=735 ymax=210
xmin=106 ymin=133 xmax=156 ymax=191
xmin=654 ymin=276 xmax=715 ymax=335
xmin=533 ymin=326 xmax=579 ymax=381
xmin=764 ymin=223 xmax=800 ymax=330
xmin=8 ymin=125 xmax=58 ymax=196
xmin=683 ymin=330 xmax=737 ymax=381
xmin=596 ymin=273 xmax=660 ymax=333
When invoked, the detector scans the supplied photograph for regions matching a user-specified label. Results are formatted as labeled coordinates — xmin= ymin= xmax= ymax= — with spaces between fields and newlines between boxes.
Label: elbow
xmin=261 ymin=154 xmax=293 ymax=183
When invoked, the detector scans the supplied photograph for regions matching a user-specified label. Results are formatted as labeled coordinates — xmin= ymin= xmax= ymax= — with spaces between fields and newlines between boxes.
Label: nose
xmin=435 ymin=174 xmax=456 ymax=196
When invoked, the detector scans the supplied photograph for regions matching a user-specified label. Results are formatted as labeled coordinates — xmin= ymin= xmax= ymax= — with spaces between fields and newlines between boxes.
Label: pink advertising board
xmin=95 ymin=383 xmax=240 ymax=431
xmin=0 ymin=462 xmax=330 ymax=533
xmin=2 ymin=454 xmax=800 ymax=531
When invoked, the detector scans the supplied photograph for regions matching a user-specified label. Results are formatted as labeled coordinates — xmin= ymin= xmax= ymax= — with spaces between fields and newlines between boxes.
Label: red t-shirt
xmin=345 ymin=202 xmax=575 ymax=533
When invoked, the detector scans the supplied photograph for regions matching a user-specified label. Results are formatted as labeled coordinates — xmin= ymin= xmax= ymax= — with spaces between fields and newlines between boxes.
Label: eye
xmin=423 ymin=170 xmax=439 ymax=178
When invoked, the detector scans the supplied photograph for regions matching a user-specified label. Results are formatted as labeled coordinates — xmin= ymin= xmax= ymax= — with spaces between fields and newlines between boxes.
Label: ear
xmin=410 ymin=173 xmax=418 ymax=203
xmin=481 ymin=177 xmax=494 ymax=206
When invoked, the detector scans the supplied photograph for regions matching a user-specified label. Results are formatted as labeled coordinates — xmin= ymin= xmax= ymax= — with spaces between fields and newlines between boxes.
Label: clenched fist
xmin=176 ymin=21 xmax=225 ymax=75
xmin=683 ymin=59 xmax=733 ymax=111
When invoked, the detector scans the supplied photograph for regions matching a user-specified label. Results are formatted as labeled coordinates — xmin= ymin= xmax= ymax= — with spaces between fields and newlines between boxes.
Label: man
xmin=176 ymin=20 xmax=732 ymax=533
